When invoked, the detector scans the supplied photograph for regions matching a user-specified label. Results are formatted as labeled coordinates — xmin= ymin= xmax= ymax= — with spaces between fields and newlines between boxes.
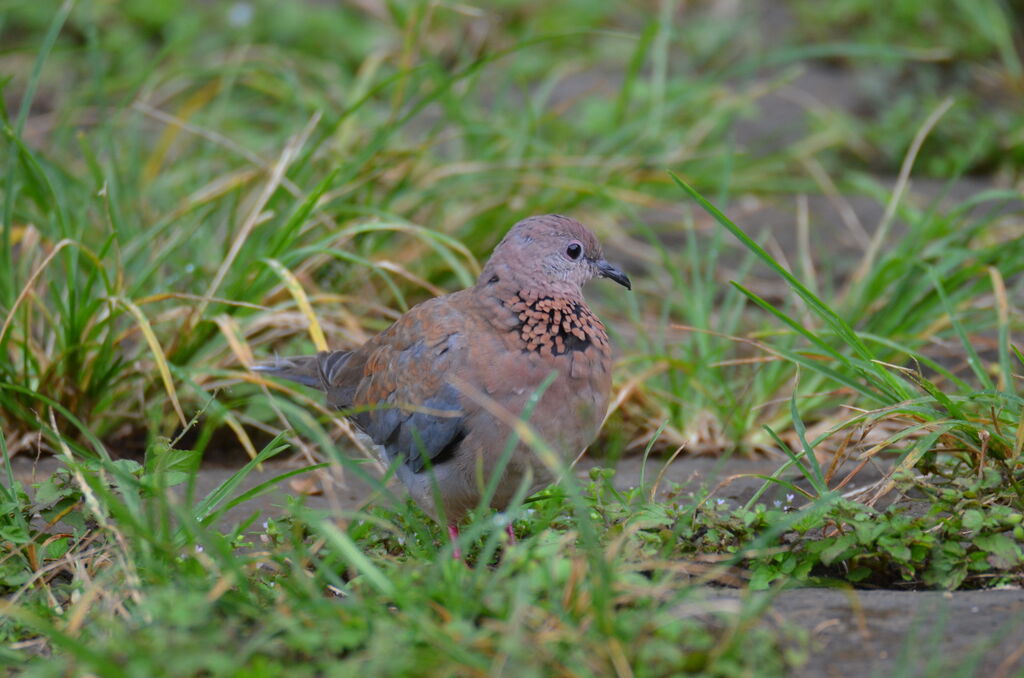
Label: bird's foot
xmin=447 ymin=523 xmax=462 ymax=561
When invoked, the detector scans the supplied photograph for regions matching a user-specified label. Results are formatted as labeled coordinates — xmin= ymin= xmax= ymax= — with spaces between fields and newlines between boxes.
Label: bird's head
xmin=479 ymin=215 xmax=631 ymax=295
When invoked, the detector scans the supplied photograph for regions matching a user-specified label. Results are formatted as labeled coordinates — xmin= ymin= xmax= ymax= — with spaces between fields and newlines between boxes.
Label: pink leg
xmin=505 ymin=522 xmax=516 ymax=545
xmin=448 ymin=523 xmax=462 ymax=561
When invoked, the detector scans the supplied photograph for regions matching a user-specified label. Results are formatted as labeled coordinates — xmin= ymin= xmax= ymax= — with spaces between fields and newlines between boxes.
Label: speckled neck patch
xmin=504 ymin=290 xmax=609 ymax=357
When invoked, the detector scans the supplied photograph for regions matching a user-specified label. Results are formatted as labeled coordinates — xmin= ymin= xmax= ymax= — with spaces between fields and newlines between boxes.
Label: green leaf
xmin=853 ymin=519 xmax=887 ymax=545
xmin=847 ymin=566 xmax=872 ymax=582
xmin=44 ymin=536 xmax=70 ymax=560
xmin=33 ymin=477 xmax=70 ymax=506
xmin=879 ymin=539 xmax=911 ymax=563
xmin=974 ymin=533 xmax=1022 ymax=569
xmin=961 ymin=509 xmax=984 ymax=532
xmin=190 ymin=433 xmax=290 ymax=524
xmin=793 ymin=559 xmax=814 ymax=579
xmin=316 ymin=520 xmax=395 ymax=597
xmin=820 ymin=535 xmax=856 ymax=566
xmin=111 ymin=459 xmax=143 ymax=476
xmin=748 ymin=564 xmax=779 ymax=590
xmin=626 ymin=504 xmax=673 ymax=530
xmin=0 ymin=523 xmax=30 ymax=544
xmin=910 ymin=544 xmax=930 ymax=562
xmin=144 ymin=438 xmax=201 ymax=478
xmin=672 ymin=173 xmax=910 ymax=401
xmin=0 ymin=562 xmax=32 ymax=587
xmin=942 ymin=540 xmax=968 ymax=558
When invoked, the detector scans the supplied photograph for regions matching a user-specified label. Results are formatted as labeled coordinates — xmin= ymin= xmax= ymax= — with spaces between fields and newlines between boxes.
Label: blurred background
xmin=2 ymin=0 xmax=1023 ymax=464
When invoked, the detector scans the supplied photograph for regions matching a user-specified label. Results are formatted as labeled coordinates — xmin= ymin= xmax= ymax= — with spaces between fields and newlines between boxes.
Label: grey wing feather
xmin=352 ymin=332 xmax=467 ymax=473
xmin=255 ymin=305 xmax=468 ymax=474
xmin=354 ymin=382 xmax=465 ymax=473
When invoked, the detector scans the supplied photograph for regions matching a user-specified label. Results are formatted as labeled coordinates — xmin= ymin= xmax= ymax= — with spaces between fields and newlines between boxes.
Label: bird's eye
xmin=565 ymin=242 xmax=583 ymax=260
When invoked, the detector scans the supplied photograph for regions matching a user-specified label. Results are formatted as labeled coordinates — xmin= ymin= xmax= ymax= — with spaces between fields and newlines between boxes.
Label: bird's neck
xmin=477 ymin=263 xmax=585 ymax=303
xmin=472 ymin=276 xmax=605 ymax=358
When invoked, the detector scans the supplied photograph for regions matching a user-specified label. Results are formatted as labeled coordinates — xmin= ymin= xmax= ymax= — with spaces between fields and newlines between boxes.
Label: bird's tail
xmin=252 ymin=351 xmax=350 ymax=391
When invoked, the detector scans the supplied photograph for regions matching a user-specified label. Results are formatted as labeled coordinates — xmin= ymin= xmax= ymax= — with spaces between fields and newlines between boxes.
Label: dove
xmin=255 ymin=215 xmax=630 ymax=551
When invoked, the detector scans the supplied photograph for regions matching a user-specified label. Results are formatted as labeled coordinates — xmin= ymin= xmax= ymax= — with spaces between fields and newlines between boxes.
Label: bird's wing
xmin=326 ymin=294 xmax=470 ymax=473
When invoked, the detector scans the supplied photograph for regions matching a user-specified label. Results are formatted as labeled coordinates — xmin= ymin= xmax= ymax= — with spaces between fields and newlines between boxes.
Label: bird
xmin=254 ymin=215 xmax=631 ymax=550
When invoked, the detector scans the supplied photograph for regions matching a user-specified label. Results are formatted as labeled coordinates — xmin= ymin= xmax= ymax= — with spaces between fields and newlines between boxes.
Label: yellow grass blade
xmin=988 ymin=266 xmax=1010 ymax=391
xmin=194 ymin=112 xmax=320 ymax=327
xmin=169 ymin=168 xmax=262 ymax=221
xmin=117 ymin=297 xmax=187 ymax=427
xmin=143 ymin=80 xmax=221 ymax=182
xmin=262 ymin=259 xmax=328 ymax=352
xmin=0 ymin=239 xmax=75 ymax=345
xmin=1014 ymin=413 xmax=1024 ymax=460
xmin=221 ymin=412 xmax=259 ymax=461
xmin=212 ymin=314 xmax=254 ymax=367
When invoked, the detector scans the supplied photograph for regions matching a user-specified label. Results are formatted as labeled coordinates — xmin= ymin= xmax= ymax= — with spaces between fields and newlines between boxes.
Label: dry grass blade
xmin=168 ymin=168 xmax=263 ymax=221
xmin=801 ymin=156 xmax=870 ymax=247
xmin=852 ymin=96 xmax=954 ymax=283
xmin=648 ymin=444 xmax=687 ymax=503
xmin=242 ymin=371 xmax=376 ymax=465
xmin=134 ymin=98 xmax=265 ymax=169
xmin=1015 ymin=413 xmax=1024 ymax=461
xmin=219 ymin=413 xmax=260 ymax=461
xmin=0 ymin=239 xmax=75 ymax=345
xmin=193 ymin=112 xmax=322 ymax=326
xmin=211 ymin=314 xmax=255 ymax=367
xmin=987 ymin=265 xmax=1012 ymax=392
xmin=261 ymin=259 xmax=329 ymax=352
xmin=115 ymin=296 xmax=187 ymax=427
xmin=374 ymin=260 xmax=448 ymax=297
xmin=134 ymin=292 xmax=265 ymax=311
xmin=141 ymin=81 xmax=223 ymax=181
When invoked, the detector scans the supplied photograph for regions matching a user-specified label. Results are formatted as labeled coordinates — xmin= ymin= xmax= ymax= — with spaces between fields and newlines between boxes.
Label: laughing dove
xmin=255 ymin=215 xmax=631 ymax=526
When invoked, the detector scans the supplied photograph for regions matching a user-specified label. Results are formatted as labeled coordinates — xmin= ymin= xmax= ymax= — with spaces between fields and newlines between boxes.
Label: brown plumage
xmin=255 ymin=214 xmax=631 ymax=524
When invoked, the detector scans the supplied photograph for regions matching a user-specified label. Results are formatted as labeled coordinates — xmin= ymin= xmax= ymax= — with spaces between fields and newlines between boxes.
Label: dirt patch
xmin=705 ymin=587 xmax=1024 ymax=677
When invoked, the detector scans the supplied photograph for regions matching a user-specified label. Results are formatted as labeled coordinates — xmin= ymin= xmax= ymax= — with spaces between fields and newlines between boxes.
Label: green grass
xmin=786 ymin=0 xmax=1024 ymax=175
xmin=2 ymin=437 xmax=806 ymax=676
xmin=2 ymin=1 xmax=1024 ymax=675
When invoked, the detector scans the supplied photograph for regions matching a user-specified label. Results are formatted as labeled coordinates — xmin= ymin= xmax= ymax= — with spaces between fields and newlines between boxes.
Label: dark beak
xmin=596 ymin=259 xmax=632 ymax=290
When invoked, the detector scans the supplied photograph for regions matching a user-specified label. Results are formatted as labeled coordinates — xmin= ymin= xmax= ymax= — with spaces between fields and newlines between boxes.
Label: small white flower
xmin=786 ymin=494 xmax=795 ymax=503
xmin=715 ymin=498 xmax=726 ymax=506
xmin=194 ymin=544 xmax=204 ymax=553
xmin=228 ymin=2 xmax=253 ymax=27
xmin=773 ymin=500 xmax=782 ymax=508
xmin=262 ymin=520 xmax=269 ymax=529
